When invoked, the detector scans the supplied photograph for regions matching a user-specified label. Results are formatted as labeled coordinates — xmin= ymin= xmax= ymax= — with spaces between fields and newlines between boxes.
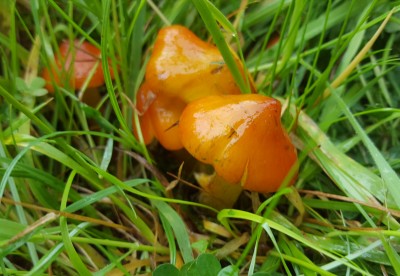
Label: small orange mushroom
xmin=42 ymin=40 xmax=113 ymax=93
xmin=179 ymin=94 xmax=298 ymax=207
xmin=134 ymin=25 xmax=255 ymax=150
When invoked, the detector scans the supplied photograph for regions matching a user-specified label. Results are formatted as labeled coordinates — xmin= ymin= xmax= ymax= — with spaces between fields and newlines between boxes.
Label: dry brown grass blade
xmin=1 ymin=212 xmax=58 ymax=248
xmin=0 ymin=197 xmax=134 ymax=232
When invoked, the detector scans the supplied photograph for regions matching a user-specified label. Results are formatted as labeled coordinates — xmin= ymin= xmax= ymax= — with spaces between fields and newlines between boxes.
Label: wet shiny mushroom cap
xmin=179 ymin=94 xmax=298 ymax=193
xmin=144 ymin=25 xmax=254 ymax=103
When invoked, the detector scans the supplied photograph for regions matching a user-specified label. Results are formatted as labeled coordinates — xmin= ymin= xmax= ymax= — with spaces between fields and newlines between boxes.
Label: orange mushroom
xmin=134 ymin=83 xmax=186 ymax=150
xmin=147 ymin=95 xmax=186 ymax=151
xmin=134 ymin=25 xmax=255 ymax=150
xmin=145 ymin=25 xmax=254 ymax=103
xmin=134 ymin=83 xmax=156 ymax=145
xmin=42 ymin=40 xmax=114 ymax=93
xmin=179 ymin=94 xmax=298 ymax=208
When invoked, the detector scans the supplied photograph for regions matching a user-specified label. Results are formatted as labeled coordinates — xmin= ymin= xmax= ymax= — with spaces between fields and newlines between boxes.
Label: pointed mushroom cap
xmin=145 ymin=25 xmax=253 ymax=102
xmin=179 ymin=94 xmax=298 ymax=193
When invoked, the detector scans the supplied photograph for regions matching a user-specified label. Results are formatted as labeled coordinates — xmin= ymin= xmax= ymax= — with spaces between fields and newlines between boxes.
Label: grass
xmin=1 ymin=0 xmax=400 ymax=275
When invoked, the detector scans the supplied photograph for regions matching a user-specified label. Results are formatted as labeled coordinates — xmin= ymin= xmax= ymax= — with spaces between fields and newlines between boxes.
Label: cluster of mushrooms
xmin=42 ymin=25 xmax=298 ymax=209
xmin=135 ymin=25 xmax=298 ymax=208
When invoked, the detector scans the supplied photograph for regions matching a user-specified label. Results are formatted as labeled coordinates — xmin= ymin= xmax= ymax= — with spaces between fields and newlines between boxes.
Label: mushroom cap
xmin=134 ymin=83 xmax=156 ymax=145
xmin=135 ymin=83 xmax=185 ymax=150
xmin=147 ymin=93 xmax=185 ymax=150
xmin=179 ymin=94 xmax=298 ymax=193
xmin=42 ymin=40 xmax=108 ymax=92
xmin=134 ymin=25 xmax=256 ymax=150
xmin=145 ymin=25 xmax=252 ymax=103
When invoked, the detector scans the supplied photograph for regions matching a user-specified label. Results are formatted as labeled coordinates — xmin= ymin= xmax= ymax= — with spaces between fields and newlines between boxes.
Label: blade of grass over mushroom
xmin=191 ymin=0 xmax=252 ymax=94
xmin=203 ymin=0 xmax=252 ymax=83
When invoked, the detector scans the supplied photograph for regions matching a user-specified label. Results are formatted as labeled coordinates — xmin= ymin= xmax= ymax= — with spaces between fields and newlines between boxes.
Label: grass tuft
xmin=1 ymin=0 xmax=399 ymax=274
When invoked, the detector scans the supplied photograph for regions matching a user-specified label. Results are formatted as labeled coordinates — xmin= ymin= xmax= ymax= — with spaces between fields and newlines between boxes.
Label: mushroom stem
xmin=195 ymin=172 xmax=243 ymax=210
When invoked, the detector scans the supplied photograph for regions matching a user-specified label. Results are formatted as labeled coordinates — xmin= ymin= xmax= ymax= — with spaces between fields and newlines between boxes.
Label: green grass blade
xmin=380 ymin=235 xmax=400 ymax=275
xmin=191 ymin=0 xmax=251 ymax=94
xmin=152 ymin=199 xmax=194 ymax=263
xmin=59 ymin=170 xmax=92 ymax=275
xmin=27 ymin=223 xmax=91 ymax=276
xmin=329 ymin=89 xmax=400 ymax=209
xmin=218 ymin=209 xmax=371 ymax=275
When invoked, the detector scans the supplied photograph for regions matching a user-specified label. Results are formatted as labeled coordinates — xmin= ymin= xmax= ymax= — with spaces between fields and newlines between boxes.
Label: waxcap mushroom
xmin=134 ymin=25 xmax=255 ymax=150
xmin=134 ymin=83 xmax=186 ymax=150
xmin=42 ymin=40 xmax=113 ymax=92
xmin=144 ymin=25 xmax=255 ymax=103
xmin=179 ymin=94 xmax=298 ymax=193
